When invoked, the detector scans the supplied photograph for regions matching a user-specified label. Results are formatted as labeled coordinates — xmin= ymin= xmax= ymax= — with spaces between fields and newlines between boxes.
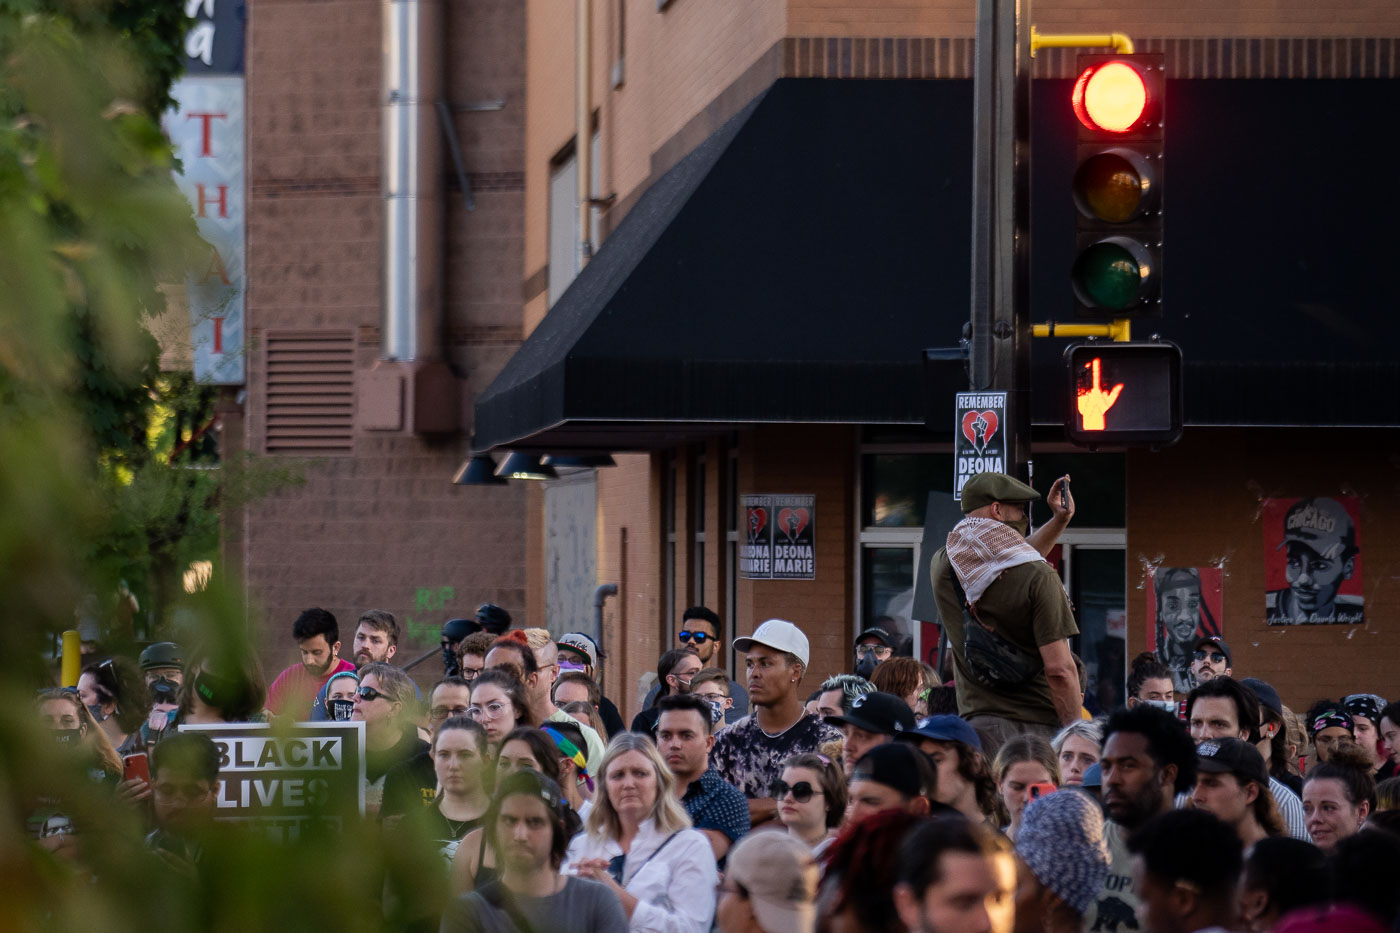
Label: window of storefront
xmin=856 ymin=445 xmax=1128 ymax=710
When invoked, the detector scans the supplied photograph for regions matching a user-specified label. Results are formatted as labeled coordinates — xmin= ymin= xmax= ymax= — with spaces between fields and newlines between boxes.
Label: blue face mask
xmin=707 ymin=699 xmax=725 ymax=725
xmin=1143 ymin=699 xmax=1177 ymax=715
xmin=86 ymin=703 xmax=107 ymax=723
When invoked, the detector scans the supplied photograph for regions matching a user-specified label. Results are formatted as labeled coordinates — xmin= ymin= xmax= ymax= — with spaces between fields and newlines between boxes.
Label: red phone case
xmin=123 ymin=752 xmax=151 ymax=783
xmin=1027 ymin=782 xmax=1058 ymax=800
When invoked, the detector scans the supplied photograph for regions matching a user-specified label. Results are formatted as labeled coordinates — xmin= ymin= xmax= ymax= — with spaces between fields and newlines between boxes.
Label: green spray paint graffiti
xmin=402 ymin=586 xmax=455 ymax=646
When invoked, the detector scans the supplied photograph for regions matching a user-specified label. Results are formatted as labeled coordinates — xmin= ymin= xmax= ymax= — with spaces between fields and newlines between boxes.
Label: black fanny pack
xmin=950 ymin=572 xmax=1041 ymax=687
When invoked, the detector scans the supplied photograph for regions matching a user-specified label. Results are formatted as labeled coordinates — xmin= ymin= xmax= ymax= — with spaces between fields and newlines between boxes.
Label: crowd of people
xmin=26 ymin=474 xmax=1400 ymax=933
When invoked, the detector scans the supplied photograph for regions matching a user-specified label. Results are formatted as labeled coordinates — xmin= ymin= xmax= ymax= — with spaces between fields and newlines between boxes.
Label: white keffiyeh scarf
xmin=945 ymin=516 xmax=1046 ymax=605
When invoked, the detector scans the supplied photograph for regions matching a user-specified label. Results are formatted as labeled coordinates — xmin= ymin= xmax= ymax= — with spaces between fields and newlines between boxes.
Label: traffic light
xmin=1070 ymin=53 xmax=1164 ymax=319
xmin=1063 ymin=341 xmax=1181 ymax=447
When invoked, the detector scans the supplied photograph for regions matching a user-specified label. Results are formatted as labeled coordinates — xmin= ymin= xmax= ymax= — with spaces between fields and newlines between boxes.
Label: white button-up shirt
xmin=563 ymin=818 xmax=717 ymax=933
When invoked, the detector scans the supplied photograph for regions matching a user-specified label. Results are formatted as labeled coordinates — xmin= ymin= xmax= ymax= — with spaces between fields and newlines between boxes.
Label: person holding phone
xmin=929 ymin=472 xmax=1081 ymax=757
xmin=993 ymin=733 xmax=1061 ymax=840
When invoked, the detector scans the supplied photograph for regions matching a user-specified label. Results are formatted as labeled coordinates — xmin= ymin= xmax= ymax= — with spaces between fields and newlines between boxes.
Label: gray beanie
xmin=1015 ymin=791 xmax=1110 ymax=915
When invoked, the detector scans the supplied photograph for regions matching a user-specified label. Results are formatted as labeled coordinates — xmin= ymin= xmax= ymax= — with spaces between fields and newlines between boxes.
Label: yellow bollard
xmin=61 ymin=630 xmax=81 ymax=687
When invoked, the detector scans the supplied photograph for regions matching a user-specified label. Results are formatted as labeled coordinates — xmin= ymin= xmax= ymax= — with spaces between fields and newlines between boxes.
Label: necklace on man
xmin=759 ymin=712 xmax=805 ymax=739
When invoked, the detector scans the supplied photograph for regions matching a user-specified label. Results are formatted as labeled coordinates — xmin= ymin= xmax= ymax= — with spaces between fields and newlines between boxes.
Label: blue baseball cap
xmin=898 ymin=714 xmax=982 ymax=752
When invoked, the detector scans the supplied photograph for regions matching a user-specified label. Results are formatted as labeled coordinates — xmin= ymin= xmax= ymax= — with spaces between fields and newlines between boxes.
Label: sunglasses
xmin=678 ymin=631 xmax=713 ymax=645
xmin=429 ymin=705 xmax=471 ymax=722
xmin=770 ymin=780 xmax=822 ymax=803
xmin=1191 ymin=650 xmax=1227 ymax=663
xmin=855 ymin=644 xmax=892 ymax=659
xmin=356 ymin=686 xmax=388 ymax=702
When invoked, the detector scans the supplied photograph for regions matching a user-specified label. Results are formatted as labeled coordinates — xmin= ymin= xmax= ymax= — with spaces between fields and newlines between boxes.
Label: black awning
xmin=475 ymin=77 xmax=1400 ymax=451
xmin=473 ymin=79 xmax=978 ymax=451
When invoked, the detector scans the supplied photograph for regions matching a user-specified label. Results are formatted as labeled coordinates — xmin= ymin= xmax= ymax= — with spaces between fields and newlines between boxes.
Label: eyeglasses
xmin=1191 ymin=650 xmax=1226 ymax=663
xmin=854 ymin=645 xmax=892 ymax=660
xmin=694 ymin=690 xmax=728 ymax=702
xmin=678 ymin=630 xmax=713 ymax=645
xmin=356 ymin=686 xmax=388 ymax=702
xmin=468 ymin=701 xmax=507 ymax=720
xmin=430 ymin=705 xmax=471 ymax=722
xmin=770 ymin=780 xmax=822 ymax=803
xmin=461 ymin=667 xmax=482 ymax=681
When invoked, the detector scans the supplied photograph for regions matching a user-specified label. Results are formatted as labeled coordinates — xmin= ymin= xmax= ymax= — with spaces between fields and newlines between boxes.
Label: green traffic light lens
xmin=1074 ymin=153 xmax=1147 ymax=223
xmin=1073 ymin=242 xmax=1144 ymax=310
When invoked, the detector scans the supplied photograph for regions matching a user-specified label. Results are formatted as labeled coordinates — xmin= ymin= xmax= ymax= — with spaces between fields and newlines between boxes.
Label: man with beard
xmin=145 ymin=732 xmax=223 ymax=875
xmin=930 ymin=472 xmax=1079 ymax=755
xmin=1086 ymin=705 xmax=1198 ymax=933
xmin=639 ymin=606 xmax=749 ymax=724
xmin=1265 ymin=497 xmax=1362 ymax=625
xmin=265 ymin=608 xmax=355 ymax=716
xmin=440 ymin=770 xmax=627 ymax=933
xmin=353 ymin=609 xmax=400 ymax=666
xmin=1186 ymin=635 xmax=1232 ymax=687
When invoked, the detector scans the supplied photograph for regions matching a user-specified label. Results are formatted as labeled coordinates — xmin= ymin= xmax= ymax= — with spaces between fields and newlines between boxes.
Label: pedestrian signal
xmin=1063 ymin=341 xmax=1181 ymax=447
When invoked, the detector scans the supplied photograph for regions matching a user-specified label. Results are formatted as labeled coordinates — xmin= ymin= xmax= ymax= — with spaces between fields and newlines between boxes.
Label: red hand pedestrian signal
xmin=1076 ymin=357 xmax=1123 ymax=431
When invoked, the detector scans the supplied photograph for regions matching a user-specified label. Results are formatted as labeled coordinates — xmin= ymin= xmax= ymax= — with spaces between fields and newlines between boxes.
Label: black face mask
xmin=855 ymin=655 xmax=878 ymax=679
xmin=328 ymin=699 xmax=355 ymax=721
xmin=150 ymin=677 xmax=179 ymax=705
xmin=442 ymin=644 xmax=460 ymax=677
xmin=53 ymin=729 xmax=82 ymax=747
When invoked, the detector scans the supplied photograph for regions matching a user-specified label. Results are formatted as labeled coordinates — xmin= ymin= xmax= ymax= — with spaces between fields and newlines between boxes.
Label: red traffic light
xmin=1063 ymin=342 xmax=1182 ymax=447
xmin=1073 ymin=60 xmax=1150 ymax=133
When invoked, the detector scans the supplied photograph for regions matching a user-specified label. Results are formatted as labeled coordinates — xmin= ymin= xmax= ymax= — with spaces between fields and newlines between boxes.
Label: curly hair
xmin=1103 ymin=705 xmax=1198 ymax=795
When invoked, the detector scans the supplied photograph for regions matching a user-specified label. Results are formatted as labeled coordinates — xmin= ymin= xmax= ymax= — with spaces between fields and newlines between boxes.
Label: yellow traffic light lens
xmin=1074 ymin=152 xmax=1149 ymax=223
xmin=1073 ymin=61 xmax=1148 ymax=133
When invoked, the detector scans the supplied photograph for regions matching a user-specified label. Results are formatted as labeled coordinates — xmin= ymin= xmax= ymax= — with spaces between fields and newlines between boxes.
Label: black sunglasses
xmin=1192 ymin=650 xmax=1226 ymax=663
xmin=678 ymin=631 xmax=713 ymax=644
xmin=770 ymin=780 xmax=821 ymax=803
xmin=356 ymin=686 xmax=388 ymax=702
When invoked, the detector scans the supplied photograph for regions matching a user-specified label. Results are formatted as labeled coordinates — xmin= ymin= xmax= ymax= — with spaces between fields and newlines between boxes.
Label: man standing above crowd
xmin=265 ymin=608 xmax=355 ymax=716
xmin=711 ymin=619 xmax=840 ymax=826
xmin=1185 ymin=677 xmax=1309 ymax=841
xmin=640 ymin=607 xmax=749 ymax=723
xmin=930 ymin=472 xmax=1080 ymax=754
xmin=1088 ymin=705 xmax=1198 ymax=932
xmin=657 ymin=693 xmax=749 ymax=861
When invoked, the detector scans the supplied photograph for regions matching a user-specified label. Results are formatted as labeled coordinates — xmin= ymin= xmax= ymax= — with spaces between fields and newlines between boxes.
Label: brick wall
xmin=1126 ymin=427 xmax=1400 ymax=712
xmin=243 ymin=0 xmax=529 ymax=681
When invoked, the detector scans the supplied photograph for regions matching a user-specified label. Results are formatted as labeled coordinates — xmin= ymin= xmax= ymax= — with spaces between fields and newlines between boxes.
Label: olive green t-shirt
xmin=929 ymin=547 xmax=1079 ymax=726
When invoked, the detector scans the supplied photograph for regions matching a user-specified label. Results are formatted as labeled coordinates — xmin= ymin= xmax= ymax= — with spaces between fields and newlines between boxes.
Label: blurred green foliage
xmin=0 ymin=3 xmax=429 ymax=929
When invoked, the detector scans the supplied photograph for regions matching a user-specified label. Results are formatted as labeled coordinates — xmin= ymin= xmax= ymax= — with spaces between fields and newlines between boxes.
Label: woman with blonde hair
xmin=993 ymin=733 xmax=1060 ymax=839
xmin=563 ymin=733 xmax=716 ymax=932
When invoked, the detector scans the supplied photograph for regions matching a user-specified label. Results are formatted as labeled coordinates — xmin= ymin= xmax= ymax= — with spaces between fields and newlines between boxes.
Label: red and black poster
xmin=740 ymin=494 xmax=815 ymax=580
xmin=1262 ymin=497 xmax=1363 ymax=626
xmin=953 ymin=392 xmax=1007 ymax=501
xmin=1145 ymin=567 xmax=1224 ymax=694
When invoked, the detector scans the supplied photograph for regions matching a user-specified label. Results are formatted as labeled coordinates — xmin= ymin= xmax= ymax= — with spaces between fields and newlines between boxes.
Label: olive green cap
xmin=960 ymin=472 xmax=1040 ymax=514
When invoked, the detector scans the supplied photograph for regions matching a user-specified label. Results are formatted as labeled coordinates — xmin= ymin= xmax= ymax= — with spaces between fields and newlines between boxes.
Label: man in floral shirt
xmin=711 ymin=619 xmax=840 ymax=826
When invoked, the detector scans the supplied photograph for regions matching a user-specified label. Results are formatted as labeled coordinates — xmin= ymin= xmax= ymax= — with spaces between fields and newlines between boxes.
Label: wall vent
xmin=264 ymin=330 xmax=355 ymax=455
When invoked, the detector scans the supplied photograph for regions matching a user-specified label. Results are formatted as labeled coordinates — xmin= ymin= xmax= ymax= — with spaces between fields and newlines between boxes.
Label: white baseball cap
xmin=732 ymin=619 xmax=810 ymax=667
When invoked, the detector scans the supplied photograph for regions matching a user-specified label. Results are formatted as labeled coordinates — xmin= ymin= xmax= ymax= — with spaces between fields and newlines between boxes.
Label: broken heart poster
xmin=741 ymin=494 xmax=815 ymax=580
xmin=954 ymin=392 xmax=1007 ymax=502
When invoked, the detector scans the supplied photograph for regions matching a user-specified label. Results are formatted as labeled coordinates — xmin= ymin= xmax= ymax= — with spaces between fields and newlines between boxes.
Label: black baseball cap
xmin=1192 ymin=635 xmax=1231 ymax=665
xmin=849 ymin=742 xmax=936 ymax=800
xmin=1241 ymin=678 xmax=1283 ymax=717
xmin=1196 ymin=737 xmax=1269 ymax=786
xmin=853 ymin=627 xmax=894 ymax=649
xmin=826 ymin=692 xmax=915 ymax=736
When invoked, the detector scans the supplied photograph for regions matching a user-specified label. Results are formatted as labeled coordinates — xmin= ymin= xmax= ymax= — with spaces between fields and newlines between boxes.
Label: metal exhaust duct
xmin=382 ymin=0 xmax=443 ymax=363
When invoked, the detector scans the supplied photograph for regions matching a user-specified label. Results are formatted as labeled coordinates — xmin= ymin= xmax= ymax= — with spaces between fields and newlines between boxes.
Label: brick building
xmin=469 ymin=0 xmax=1400 ymax=724
xmin=227 ymin=0 xmax=530 ymax=676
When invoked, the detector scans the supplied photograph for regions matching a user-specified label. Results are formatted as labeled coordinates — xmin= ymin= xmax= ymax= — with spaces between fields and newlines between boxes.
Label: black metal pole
xmin=969 ymin=0 xmax=1032 ymax=483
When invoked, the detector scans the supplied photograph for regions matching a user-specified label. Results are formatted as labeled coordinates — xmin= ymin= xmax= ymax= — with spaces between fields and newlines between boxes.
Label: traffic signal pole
xmin=968 ymin=0 xmax=1032 ymax=484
